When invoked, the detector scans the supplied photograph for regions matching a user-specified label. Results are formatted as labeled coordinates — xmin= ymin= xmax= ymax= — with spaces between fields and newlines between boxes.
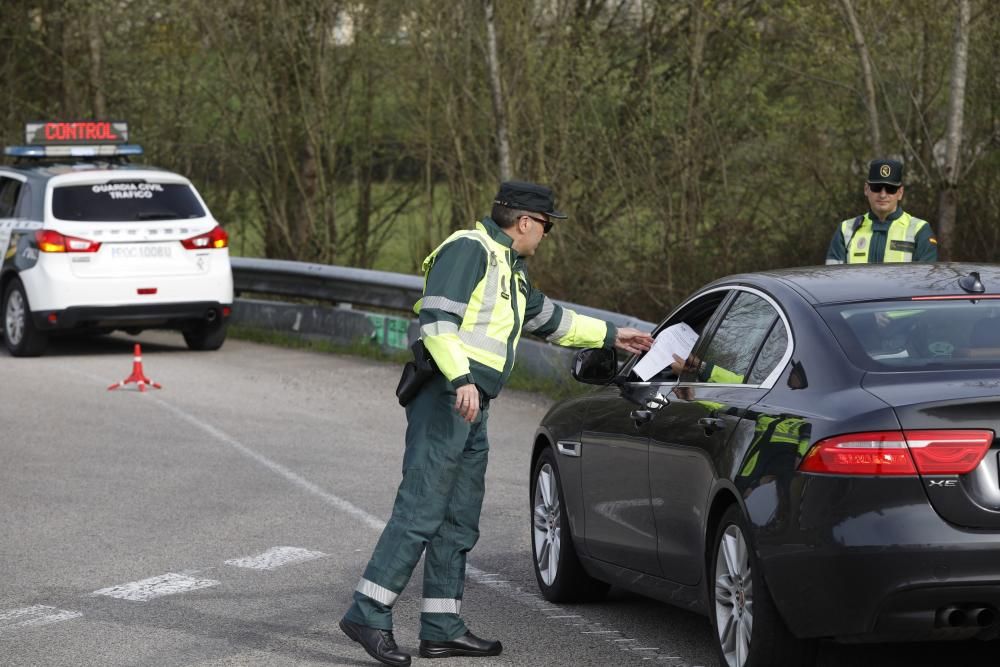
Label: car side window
xmin=681 ymin=291 xmax=777 ymax=384
xmin=629 ymin=290 xmax=732 ymax=383
xmin=13 ymin=182 xmax=33 ymax=219
xmin=0 ymin=177 xmax=22 ymax=218
xmin=745 ymin=319 xmax=789 ymax=385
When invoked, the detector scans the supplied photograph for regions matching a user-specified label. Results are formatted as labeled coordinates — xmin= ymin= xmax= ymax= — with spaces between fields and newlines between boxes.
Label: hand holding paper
xmin=631 ymin=323 xmax=699 ymax=381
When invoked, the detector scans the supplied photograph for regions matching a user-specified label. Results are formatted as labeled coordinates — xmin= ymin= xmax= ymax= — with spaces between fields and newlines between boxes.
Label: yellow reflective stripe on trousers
xmin=357 ymin=578 xmax=399 ymax=606
xmin=421 ymin=598 xmax=462 ymax=614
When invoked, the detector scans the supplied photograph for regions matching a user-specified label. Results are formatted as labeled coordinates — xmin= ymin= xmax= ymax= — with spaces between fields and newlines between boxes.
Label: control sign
xmin=25 ymin=121 xmax=129 ymax=145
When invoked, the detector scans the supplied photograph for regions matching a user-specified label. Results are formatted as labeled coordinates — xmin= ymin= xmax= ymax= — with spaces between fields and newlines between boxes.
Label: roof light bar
xmin=4 ymin=144 xmax=143 ymax=158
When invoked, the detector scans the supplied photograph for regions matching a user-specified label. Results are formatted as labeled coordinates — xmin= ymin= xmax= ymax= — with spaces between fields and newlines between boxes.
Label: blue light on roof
xmin=4 ymin=144 xmax=144 ymax=158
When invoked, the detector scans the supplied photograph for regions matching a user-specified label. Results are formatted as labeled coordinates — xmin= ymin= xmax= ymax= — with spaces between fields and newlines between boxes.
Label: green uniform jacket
xmin=416 ymin=217 xmax=616 ymax=398
xmin=825 ymin=207 xmax=937 ymax=264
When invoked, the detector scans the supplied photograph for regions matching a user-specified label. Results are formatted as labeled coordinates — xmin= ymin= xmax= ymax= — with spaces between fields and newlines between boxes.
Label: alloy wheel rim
xmin=714 ymin=524 xmax=754 ymax=667
xmin=532 ymin=463 xmax=561 ymax=586
xmin=5 ymin=290 xmax=24 ymax=346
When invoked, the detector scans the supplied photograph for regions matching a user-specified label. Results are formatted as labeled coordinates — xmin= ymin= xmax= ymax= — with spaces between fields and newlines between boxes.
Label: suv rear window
xmin=52 ymin=182 xmax=205 ymax=221
xmin=820 ymin=300 xmax=1000 ymax=371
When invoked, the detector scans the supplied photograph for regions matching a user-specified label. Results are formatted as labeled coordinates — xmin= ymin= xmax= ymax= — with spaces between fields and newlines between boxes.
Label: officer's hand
xmin=615 ymin=327 xmax=654 ymax=354
xmin=455 ymin=384 xmax=480 ymax=423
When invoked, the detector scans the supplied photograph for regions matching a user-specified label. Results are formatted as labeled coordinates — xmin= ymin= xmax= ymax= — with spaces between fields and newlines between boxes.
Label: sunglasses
xmin=869 ymin=183 xmax=900 ymax=194
xmin=525 ymin=215 xmax=553 ymax=234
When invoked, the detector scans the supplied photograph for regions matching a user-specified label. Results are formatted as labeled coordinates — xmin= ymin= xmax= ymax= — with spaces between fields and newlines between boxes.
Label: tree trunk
xmin=837 ymin=0 xmax=880 ymax=155
xmin=483 ymin=0 xmax=512 ymax=181
xmin=936 ymin=0 xmax=970 ymax=259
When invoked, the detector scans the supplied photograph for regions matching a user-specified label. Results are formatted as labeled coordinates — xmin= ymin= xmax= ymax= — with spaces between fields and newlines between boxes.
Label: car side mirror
xmin=572 ymin=347 xmax=618 ymax=385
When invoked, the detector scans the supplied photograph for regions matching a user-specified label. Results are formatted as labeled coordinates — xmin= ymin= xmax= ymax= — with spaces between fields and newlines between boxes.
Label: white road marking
xmin=92 ymin=572 xmax=220 ymax=601
xmin=142 ymin=393 xmax=685 ymax=664
xmin=0 ymin=606 xmax=82 ymax=633
xmin=225 ymin=546 xmax=327 ymax=570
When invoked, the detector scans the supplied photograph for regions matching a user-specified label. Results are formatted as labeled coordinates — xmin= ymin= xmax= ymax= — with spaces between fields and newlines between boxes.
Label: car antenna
xmin=959 ymin=271 xmax=985 ymax=294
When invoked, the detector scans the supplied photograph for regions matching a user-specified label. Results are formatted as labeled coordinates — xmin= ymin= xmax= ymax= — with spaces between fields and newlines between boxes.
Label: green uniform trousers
xmin=343 ymin=372 xmax=490 ymax=641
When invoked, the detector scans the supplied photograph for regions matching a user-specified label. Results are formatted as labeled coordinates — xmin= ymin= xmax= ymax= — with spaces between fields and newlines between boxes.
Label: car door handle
xmin=698 ymin=417 xmax=726 ymax=433
xmin=630 ymin=409 xmax=654 ymax=426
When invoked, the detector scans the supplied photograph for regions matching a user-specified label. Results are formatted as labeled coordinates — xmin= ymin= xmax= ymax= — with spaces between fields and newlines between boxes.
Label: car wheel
xmin=183 ymin=318 xmax=227 ymax=351
xmin=531 ymin=448 xmax=609 ymax=602
xmin=3 ymin=278 xmax=48 ymax=357
xmin=710 ymin=505 xmax=816 ymax=667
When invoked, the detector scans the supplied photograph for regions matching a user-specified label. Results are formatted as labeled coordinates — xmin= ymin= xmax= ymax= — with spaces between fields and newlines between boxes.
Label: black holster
xmin=395 ymin=339 xmax=438 ymax=407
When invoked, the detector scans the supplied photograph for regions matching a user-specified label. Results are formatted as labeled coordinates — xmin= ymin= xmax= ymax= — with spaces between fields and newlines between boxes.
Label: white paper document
xmin=631 ymin=322 xmax=699 ymax=381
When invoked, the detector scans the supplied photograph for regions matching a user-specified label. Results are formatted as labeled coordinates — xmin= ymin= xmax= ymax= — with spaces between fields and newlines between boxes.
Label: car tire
xmin=183 ymin=318 xmax=227 ymax=351
xmin=531 ymin=448 xmax=609 ymax=602
xmin=709 ymin=505 xmax=816 ymax=667
xmin=3 ymin=278 xmax=48 ymax=357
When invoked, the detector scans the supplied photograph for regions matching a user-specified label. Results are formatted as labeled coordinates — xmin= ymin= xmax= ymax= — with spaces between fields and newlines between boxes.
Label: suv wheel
xmin=531 ymin=448 xmax=609 ymax=602
xmin=3 ymin=278 xmax=48 ymax=357
xmin=710 ymin=505 xmax=816 ymax=667
xmin=183 ymin=317 xmax=227 ymax=351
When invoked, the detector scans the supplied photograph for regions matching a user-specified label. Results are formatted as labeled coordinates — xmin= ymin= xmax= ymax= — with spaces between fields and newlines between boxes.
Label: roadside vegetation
xmin=2 ymin=1 xmax=996 ymax=322
xmin=229 ymin=324 xmax=589 ymax=401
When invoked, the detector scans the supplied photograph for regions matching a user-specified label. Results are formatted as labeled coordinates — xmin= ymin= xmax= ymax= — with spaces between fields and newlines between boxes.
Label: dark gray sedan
xmin=529 ymin=263 xmax=1000 ymax=667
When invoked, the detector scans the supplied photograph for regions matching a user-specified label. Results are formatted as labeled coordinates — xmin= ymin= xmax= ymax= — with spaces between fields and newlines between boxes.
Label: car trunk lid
xmin=863 ymin=370 xmax=1000 ymax=529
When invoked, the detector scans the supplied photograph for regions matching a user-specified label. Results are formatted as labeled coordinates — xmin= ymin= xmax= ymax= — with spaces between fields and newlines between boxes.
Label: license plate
xmin=110 ymin=245 xmax=173 ymax=260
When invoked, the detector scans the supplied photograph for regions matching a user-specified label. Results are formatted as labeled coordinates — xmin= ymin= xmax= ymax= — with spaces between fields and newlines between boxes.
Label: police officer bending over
xmin=339 ymin=181 xmax=654 ymax=666
xmin=826 ymin=158 xmax=937 ymax=264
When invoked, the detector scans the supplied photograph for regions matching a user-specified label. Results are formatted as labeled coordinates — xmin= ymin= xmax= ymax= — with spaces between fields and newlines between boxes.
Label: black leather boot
xmin=339 ymin=618 xmax=411 ymax=667
xmin=419 ymin=630 xmax=502 ymax=658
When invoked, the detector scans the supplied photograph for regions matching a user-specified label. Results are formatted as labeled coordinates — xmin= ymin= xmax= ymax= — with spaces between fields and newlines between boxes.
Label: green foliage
xmin=229 ymin=323 xmax=587 ymax=401
xmin=2 ymin=0 xmax=997 ymax=322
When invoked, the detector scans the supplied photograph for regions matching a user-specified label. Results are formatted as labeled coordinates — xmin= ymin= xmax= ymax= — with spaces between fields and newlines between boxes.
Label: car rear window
xmin=52 ymin=182 xmax=205 ymax=221
xmin=819 ymin=300 xmax=1000 ymax=371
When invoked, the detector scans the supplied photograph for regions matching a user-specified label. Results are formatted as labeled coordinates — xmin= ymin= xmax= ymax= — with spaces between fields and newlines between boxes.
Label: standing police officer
xmin=339 ymin=181 xmax=654 ymax=666
xmin=826 ymin=158 xmax=938 ymax=264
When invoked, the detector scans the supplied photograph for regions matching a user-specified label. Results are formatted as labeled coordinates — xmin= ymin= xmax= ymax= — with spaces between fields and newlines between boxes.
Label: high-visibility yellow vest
xmin=415 ymin=221 xmax=610 ymax=393
xmin=840 ymin=212 xmax=929 ymax=263
xmin=414 ymin=228 xmax=522 ymax=380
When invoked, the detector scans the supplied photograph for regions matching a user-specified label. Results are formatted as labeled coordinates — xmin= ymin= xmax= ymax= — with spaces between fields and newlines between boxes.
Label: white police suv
xmin=0 ymin=121 xmax=233 ymax=356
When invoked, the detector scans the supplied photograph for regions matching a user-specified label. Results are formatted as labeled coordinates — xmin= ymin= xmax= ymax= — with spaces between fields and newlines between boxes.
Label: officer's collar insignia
xmin=880 ymin=164 xmax=891 ymax=178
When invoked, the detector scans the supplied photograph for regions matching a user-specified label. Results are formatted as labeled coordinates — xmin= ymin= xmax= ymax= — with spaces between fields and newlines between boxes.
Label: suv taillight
xmin=181 ymin=225 xmax=228 ymax=250
xmin=35 ymin=230 xmax=101 ymax=253
xmin=799 ymin=430 xmax=994 ymax=476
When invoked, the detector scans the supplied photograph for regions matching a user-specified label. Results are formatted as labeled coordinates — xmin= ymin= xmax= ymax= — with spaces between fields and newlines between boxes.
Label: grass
xmin=228 ymin=324 xmax=592 ymax=402
xmin=220 ymin=182 xmax=459 ymax=276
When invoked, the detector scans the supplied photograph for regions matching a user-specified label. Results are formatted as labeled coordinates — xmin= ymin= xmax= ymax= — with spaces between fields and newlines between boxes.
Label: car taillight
xmin=35 ymin=230 xmax=101 ymax=253
xmin=181 ymin=225 xmax=228 ymax=250
xmin=799 ymin=430 xmax=994 ymax=476
xmin=904 ymin=430 xmax=994 ymax=475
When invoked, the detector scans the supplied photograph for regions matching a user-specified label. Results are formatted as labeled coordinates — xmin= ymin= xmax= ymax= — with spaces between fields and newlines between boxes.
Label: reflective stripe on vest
xmin=416 ymin=226 xmax=525 ymax=374
xmin=840 ymin=213 xmax=926 ymax=264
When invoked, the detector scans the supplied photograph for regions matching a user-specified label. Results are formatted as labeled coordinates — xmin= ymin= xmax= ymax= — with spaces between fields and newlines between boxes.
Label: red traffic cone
xmin=107 ymin=343 xmax=162 ymax=392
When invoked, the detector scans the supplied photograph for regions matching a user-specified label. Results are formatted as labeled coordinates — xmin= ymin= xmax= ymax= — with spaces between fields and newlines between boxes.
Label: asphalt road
xmin=2 ymin=332 xmax=999 ymax=667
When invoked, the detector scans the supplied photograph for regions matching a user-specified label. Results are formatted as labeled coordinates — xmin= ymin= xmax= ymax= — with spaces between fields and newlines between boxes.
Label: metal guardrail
xmin=230 ymin=257 xmax=655 ymax=330
xmin=228 ymin=257 xmax=655 ymax=390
